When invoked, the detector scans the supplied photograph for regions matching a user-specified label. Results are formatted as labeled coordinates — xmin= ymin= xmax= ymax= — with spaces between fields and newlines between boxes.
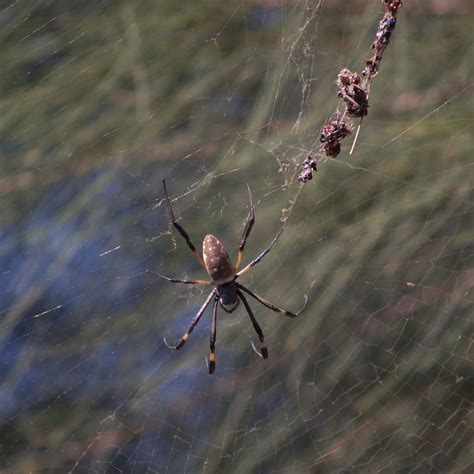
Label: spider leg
xmin=236 ymin=227 xmax=283 ymax=277
xmin=208 ymin=296 xmax=219 ymax=374
xmin=162 ymin=179 xmax=206 ymax=270
xmin=234 ymin=184 xmax=255 ymax=271
xmin=237 ymin=283 xmax=307 ymax=318
xmin=164 ymin=290 xmax=216 ymax=350
xmin=237 ymin=290 xmax=268 ymax=359
xmin=146 ymin=269 xmax=211 ymax=285
xmin=250 ymin=340 xmax=264 ymax=358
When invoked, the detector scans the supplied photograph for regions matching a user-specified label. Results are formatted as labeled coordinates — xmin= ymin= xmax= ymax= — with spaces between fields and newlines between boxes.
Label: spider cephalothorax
xmin=147 ymin=180 xmax=307 ymax=374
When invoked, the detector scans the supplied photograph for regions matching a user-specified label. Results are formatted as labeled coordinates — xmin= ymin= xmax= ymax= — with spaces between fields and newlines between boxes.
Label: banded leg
xmin=235 ymin=185 xmax=255 ymax=270
xmin=147 ymin=269 xmax=211 ymax=285
xmin=163 ymin=179 xmax=206 ymax=269
xmin=164 ymin=290 xmax=216 ymax=350
xmin=208 ymin=296 xmax=219 ymax=374
xmin=236 ymin=228 xmax=283 ymax=277
xmin=237 ymin=283 xmax=307 ymax=318
xmin=238 ymin=290 xmax=268 ymax=359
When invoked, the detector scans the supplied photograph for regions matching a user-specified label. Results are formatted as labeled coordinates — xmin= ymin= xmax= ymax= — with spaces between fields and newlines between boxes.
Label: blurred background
xmin=0 ymin=0 xmax=472 ymax=472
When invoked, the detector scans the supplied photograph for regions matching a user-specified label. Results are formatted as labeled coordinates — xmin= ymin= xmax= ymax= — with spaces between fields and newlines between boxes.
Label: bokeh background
xmin=1 ymin=1 xmax=472 ymax=472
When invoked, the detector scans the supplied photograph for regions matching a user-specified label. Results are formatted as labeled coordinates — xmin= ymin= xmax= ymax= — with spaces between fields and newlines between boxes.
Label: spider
xmin=147 ymin=180 xmax=307 ymax=374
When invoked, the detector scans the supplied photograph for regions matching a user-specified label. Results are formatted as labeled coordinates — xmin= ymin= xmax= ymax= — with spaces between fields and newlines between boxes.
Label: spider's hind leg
xmin=208 ymin=296 xmax=219 ymax=374
xmin=164 ymin=290 xmax=216 ymax=350
xmin=238 ymin=290 xmax=268 ymax=359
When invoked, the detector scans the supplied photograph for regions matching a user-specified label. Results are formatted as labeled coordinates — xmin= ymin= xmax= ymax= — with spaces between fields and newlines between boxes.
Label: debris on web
xmin=298 ymin=0 xmax=403 ymax=184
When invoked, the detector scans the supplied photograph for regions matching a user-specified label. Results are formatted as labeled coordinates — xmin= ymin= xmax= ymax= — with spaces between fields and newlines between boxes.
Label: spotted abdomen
xmin=203 ymin=234 xmax=235 ymax=285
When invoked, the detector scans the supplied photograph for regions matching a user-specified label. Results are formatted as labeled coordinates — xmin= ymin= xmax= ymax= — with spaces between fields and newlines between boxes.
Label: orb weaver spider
xmin=147 ymin=180 xmax=307 ymax=374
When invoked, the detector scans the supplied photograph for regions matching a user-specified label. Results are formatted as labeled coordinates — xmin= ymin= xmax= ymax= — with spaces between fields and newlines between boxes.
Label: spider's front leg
xmin=162 ymin=179 xmax=207 ymax=270
xmin=235 ymin=184 xmax=255 ymax=271
xmin=146 ymin=269 xmax=211 ymax=285
xmin=236 ymin=228 xmax=283 ymax=277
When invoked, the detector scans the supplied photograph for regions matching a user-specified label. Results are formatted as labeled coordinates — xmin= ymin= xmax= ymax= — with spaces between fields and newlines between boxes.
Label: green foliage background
xmin=0 ymin=1 xmax=472 ymax=472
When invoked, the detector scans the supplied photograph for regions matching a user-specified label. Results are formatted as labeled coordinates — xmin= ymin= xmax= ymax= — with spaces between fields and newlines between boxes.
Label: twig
xmin=298 ymin=1 xmax=403 ymax=183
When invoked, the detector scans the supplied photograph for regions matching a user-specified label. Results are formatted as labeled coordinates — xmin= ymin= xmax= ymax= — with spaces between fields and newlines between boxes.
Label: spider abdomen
xmin=203 ymin=234 xmax=235 ymax=285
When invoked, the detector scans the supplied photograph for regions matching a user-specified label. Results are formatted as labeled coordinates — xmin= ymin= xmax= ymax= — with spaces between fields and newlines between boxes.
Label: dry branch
xmin=299 ymin=0 xmax=403 ymax=183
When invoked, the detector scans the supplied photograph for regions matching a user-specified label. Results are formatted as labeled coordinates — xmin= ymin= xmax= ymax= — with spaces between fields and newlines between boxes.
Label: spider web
xmin=0 ymin=1 xmax=472 ymax=472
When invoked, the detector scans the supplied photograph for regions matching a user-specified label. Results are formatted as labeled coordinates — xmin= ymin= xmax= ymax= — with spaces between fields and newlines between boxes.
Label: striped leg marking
xmin=208 ymin=296 xmax=219 ymax=374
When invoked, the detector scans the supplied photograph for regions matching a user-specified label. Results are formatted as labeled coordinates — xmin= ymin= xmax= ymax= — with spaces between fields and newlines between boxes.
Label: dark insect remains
xmin=336 ymin=69 xmax=369 ymax=118
xmin=148 ymin=180 xmax=307 ymax=374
